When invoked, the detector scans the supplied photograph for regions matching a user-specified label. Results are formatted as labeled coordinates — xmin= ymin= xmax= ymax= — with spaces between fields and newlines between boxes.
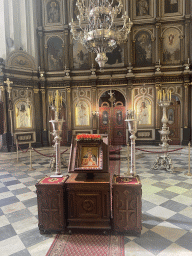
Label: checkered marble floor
xmin=0 ymin=145 xmax=192 ymax=255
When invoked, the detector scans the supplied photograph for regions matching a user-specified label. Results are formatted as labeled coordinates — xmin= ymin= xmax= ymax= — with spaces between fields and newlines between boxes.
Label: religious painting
xmin=80 ymin=146 xmax=99 ymax=167
xmin=102 ymin=111 xmax=108 ymax=125
xmin=168 ymin=108 xmax=174 ymax=124
xmin=135 ymin=31 xmax=152 ymax=67
xmin=15 ymin=101 xmax=32 ymax=129
xmin=73 ymin=41 xmax=89 ymax=69
xmin=105 ymin=45 xmax=124 ymax=67
xmin=47 ymin=37 xmax=63 ymax=71
xmin=116 ymin=110 xmax=123 ymax=125
xmin=75 ymin=101 xmax=90 ymax=127
xmin=136 ymin=98 xmax=152 ymax=125
xmin=136 ymin=0 xmax=149 ymax=16
xmin=47 ymin=0 xmax=60 ymax=23
xmin=162 ymin=28 xmax=180 ymax=65
xmin=165 ymin=0 xmax=178 ymax=13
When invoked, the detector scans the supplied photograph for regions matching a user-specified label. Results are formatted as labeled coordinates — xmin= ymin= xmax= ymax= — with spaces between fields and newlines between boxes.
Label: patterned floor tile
xmin=0 ymin=145 xmax=192 ymax=255
xmin=151 ymin=222 xmax=187 ymax=242
xmin=179 ymin=206 xmax=192 ymax=219
xmin=160 ymin=200 xmax=187 ymax=212
xmin=166 ymin=213 xmax=192 ymax=231
xmin=0 ymin=215 xmax=10 ymax=227
xmin=19 ymin=227 xmax=51 ymax=248
xmin=0 ymin=224 xmax=17 ymax=241
xmin=175 ymin=232 xmax=192 ymax=251
xmin=6 ymin=208 xmax=33 ymax=224
xmin=134 ymin=230 xmax=172 ymax=255
xmin=166 ymin=186 xmax=188 ymax=195
xmin=143 ymin=194 xmax=168 ymax=206
xmin=157 ymin=243 xmax=192 ymax=256
xmin=0 ymin=235 xmax=26 ymax=256
xmin=147 ymin=206 xmax=176 ymax=220
xmin=12 ymin=216 xmax=38 ymax=234
xmin=124 ymin=241 xmax=155 ymax=256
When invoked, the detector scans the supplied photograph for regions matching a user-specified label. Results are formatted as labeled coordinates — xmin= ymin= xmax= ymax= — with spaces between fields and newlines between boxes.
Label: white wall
xmin=0 ymin=0 xmax=6 ymax=60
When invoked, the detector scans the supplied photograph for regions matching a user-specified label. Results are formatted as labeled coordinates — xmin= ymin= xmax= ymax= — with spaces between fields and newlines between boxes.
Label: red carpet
xmin=46 ymin=146 xmax=123 ymax=256
xmin=46 ymin=233 xmax=124 ymax=256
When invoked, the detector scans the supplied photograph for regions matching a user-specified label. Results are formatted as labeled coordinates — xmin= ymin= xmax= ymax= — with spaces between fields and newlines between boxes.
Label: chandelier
xmin=69 ymin=0 xmax=133 ymax=68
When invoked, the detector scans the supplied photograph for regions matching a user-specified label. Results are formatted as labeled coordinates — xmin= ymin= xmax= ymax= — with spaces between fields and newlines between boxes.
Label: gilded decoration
xmin=75 ymin=100 xmax=90 ymax=127
xmin=15 ymin=101 xmax=32 ymax=129
xmin=6 ymin=50 xmax=36 ymax=70
xmin=162 ymin=27 xmax=181 ymax=65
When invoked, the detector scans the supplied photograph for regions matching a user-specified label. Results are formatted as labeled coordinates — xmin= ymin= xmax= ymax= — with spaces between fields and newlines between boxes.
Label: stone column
xmin=180 ymin=35 xmax=184 ymax=63
xmin=127 ymin=33 xmax=132 ymax=66
xmin=0 ymin=85 xmax=7 ymax=134
xmin=184 ymin=83 xmax=189 ymax=128
xmin=38 ymin=29 xmax=45 ymax=70
xmin=64 ymin=27 xmax=70 ymax=69
xmin=66 ymin=85 xmax=72 ymax=143
xmin=182 ymin=83 xmax=190 ymax=145
xmin=132 ymin=40 xmax=136 ymax=65
xmin=184 ymin=20 xmax=190 ymax=63
xmin=40 ymin=88 xmax=49 ymax=146
xmin=155 ymin=84 xmax=161 ymax=129
xmin=91 ymin=86 xmax=98 ymax=132
xmin=33 ymin=88 xmax=42 ymax=147
xmin=155 ymin=23 xmax=161 ymax=64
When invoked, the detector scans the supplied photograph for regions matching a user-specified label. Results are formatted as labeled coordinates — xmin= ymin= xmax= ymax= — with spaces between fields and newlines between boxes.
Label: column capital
xmin=40 ymin=88 xmax=46 ymax=94
xmin=33 ymin=88 xmax=39 ymax=94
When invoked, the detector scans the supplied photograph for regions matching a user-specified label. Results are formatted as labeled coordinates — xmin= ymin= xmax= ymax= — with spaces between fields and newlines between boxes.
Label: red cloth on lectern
xmin=39 ymin=176 xmax=67 ymax=184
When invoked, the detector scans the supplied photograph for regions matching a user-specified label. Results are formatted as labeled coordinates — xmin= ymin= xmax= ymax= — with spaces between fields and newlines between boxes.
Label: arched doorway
xmin=99 ymin=90 xmax=126 ymax=145
xmin=167 ymin=95 xmax=181 ymax=145
xmin=49 ymin=101 xmax=67 ymax=146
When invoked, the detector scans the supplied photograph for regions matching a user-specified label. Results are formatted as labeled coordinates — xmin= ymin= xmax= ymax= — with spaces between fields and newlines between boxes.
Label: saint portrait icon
xmin=80 ymin=147 xmax=98 ymax=167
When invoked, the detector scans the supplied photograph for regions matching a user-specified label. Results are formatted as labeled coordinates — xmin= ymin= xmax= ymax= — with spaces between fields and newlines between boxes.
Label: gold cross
xmin=4 ymin=78 xmax=13 ymax=98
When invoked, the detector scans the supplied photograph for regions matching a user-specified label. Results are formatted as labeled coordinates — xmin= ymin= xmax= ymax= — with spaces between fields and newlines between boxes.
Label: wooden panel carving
xmin=112 ymin=176 xmax=142 ymax=234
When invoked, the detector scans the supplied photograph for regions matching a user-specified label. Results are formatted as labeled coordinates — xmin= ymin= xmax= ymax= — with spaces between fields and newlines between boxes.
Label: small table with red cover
xmin=36 ymin=176 xmax=68 ymax=234
xmin=112 ymin=175 xmax=142 ymax=235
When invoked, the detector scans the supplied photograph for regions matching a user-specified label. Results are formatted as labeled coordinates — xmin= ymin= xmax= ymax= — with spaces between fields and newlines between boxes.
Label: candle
xmin=188 ymin=58 xmax=190 ymax=64
xmin=163 ymin=90 xmax=165 ymax=100
xmin=159 ymin=59 xmax=160 ymax=65
xmin=170 ymin=90 xmax=171 ymax=101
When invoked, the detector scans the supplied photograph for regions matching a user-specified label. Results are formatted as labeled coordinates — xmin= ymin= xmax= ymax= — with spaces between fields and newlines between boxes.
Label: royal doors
xmin=99 ymin=101 xmax=126 ymax=145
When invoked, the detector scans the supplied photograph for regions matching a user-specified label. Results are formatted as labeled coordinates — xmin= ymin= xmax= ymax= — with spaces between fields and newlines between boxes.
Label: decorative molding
xmin=6 ymin=50 xmax=37 ymax=70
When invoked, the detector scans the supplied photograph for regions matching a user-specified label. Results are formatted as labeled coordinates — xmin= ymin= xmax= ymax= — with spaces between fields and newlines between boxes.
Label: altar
xmin=36 ymin=134 xmax=142 ymax=234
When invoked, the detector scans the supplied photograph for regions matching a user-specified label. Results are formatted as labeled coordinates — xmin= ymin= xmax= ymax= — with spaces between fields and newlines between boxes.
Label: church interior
xmin=0 ymin=0 xmax=192 ymax=255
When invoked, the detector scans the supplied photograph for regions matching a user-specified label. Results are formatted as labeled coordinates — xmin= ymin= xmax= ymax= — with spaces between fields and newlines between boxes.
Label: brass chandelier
xmin=69 ymin=0 xmax=133 ymax=68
